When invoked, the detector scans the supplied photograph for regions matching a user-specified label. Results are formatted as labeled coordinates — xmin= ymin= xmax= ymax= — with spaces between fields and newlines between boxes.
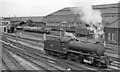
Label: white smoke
xmin=64 ymin=32 xmax=76 ymax=39
xmin=71 ymin=2 xmax=104 ymax=39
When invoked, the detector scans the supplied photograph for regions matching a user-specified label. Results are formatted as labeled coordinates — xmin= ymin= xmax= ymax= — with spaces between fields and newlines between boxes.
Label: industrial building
xmin=43 ymin=3 xmax=118 ymax=26
xmin=43 ymin=3 xmax=120 ymax=45
xmin=1 ymin=3 xmax=120 ymax=45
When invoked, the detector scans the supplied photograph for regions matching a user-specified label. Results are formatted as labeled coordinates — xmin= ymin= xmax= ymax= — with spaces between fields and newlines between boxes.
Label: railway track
xmin=4 ymin=33 xmax=43 ymax=43
xmin=5 ymin=48 xmax=65 ymax=72
xmin=5 ymin=34 xmax=44 ymax=47
xmin=2 ymin=38 xmax=85 ymax=71
xmin=2 ymin=42 xmax=80 ymax=72
xmin=2 ymin=35 xmax=98 ymax=70
xmin=1 ymin=33 xmax=119 ymax=71
xmin=4 ymin=33 xmax=120 ymax=63
xmin=5 ymin=37 xmax=117 ymax=70
xmin=2 ymin=59 xmax=9 ymax=70
xmin=2 ymin=34 xmax=112 ymax=71
xmin=2 ymin=48 xmax=24 ymax=71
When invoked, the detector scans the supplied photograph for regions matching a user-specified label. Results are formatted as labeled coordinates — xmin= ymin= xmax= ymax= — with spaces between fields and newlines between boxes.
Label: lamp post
xmin=59 ymin=22 xmax=62 ymax=37
xmin=60 ymin=21 xmax=67 ymax=37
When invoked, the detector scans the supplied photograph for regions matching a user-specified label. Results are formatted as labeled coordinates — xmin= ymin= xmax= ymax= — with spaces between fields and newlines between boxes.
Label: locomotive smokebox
xmin=68 ymin=41 xmax=105 ymax=56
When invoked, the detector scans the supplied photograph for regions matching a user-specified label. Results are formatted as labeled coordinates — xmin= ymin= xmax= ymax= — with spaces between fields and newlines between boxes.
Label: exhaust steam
xmin=71 ymin=2 xmax=104 ymax=39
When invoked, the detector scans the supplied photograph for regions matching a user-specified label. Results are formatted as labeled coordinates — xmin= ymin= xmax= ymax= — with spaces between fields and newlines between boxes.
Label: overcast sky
xmin=0 ymin=0 xmax=120 ymax=17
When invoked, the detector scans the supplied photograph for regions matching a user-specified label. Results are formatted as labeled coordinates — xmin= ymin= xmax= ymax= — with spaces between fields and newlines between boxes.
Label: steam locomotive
xmin=44 ymin=36 xmax=111 ymax=68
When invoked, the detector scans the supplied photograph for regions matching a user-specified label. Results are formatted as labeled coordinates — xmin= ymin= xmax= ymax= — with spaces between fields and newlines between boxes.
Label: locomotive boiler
xmin=68 ymin=41 xmax=105 ymax=56
xmin=44 ymin=36 xmax=111 ymax=68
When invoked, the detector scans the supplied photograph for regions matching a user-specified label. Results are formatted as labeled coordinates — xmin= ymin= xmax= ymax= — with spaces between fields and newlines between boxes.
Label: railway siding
xmin=3 ymin=42 xmax=69 ymax=71
xmin=4 ymin=32 xmax=120 ymax=60
xmin=3 ymin=39 xmax=83 ymax=70
xmin=1 ymin=37 xmax=116 ymax=70
xmin=2 ymin=36 xmax=97 ymax=70
xmin=1 ymin=32 xmax=120 ymax=70
xmin=2 ymin=48 xmax=24 ymax=70
xmin=7 ymin=38 xmax=44 ymax=51
xmin=8 ymin=51 xmax=40 ymax=70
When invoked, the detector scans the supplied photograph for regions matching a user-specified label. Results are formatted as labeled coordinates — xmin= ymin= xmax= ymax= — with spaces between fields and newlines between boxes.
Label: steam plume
xmin=71 ymin=2 xmax=104 ymax=39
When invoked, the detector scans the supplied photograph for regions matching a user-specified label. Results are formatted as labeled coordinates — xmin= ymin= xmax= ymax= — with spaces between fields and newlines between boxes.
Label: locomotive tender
xmin=44 ymin=36 xmax=111 ymax=68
